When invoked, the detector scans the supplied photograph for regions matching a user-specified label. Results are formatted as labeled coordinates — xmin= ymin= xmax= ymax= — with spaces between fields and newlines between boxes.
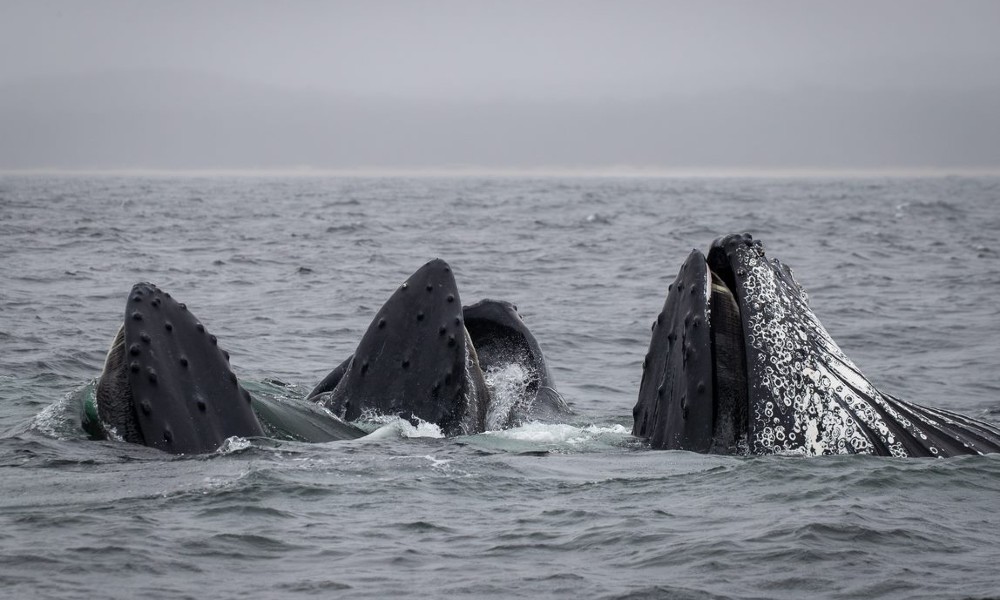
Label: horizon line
xmin=2 ymin=166 xmax=1000 ymax=179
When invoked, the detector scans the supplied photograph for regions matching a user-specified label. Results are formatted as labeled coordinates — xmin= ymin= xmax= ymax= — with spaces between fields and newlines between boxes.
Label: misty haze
xmin=2 ymin=0 xmax=999 ymax=173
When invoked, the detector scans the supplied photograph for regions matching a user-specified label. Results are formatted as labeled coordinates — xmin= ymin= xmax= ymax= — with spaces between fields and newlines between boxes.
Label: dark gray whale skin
xmin=307 ymin=286 xmax=570 ymax=433
xmin=89 ymin=283 xmax=363 ymax=454
xmin=634 ymin=233 xmax=1000 ymax=457
xmin=92 ymin=282 xmax=265 ymax=454
xmin=251 ymin=392 xmax=364 ymax=443
xmin=633 ymin=250 xmax=724 ymax=453
xmin=310 ymin=259 xmax=491 ymax=436
xmin=463 ymin=299 xmax=572 ymax=427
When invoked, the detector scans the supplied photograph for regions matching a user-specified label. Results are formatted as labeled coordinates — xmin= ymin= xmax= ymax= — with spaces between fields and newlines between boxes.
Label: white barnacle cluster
xmin=735 ymin=246 xmax=935 ymax=456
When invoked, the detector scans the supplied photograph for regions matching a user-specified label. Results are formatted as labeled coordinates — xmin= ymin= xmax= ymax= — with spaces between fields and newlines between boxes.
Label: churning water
xmin=2 ymin=175 xmax=1000 ymax=599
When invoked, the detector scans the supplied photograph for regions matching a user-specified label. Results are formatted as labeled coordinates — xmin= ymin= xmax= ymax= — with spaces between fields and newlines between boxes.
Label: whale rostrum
xmin=309 ymin=259 xmax=491 ymax=436
xmin=92 ymin=282 xmax=266 ymax=454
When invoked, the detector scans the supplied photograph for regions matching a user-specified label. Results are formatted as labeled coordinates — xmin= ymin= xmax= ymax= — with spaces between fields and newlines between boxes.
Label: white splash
xmin=485 ymin=422 xmax=630 ymax=445
xmin=216 ymin=436 xmax=253 ymax=454
xmin=28 ymin=395 xmax=74 ymax=438
xmin=23 ymin=385 xmax=86 ymax=439
xmin=388 ymin=454 xmax=453 ymax=469
xmin=360 ymin=415 xmax=444 ymax=440
xmin=484 ymin=362 xmax=535 ymax=430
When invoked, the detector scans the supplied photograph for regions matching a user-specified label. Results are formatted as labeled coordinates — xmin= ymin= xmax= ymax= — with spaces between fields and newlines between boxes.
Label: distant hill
xmin=2 ymin=69 xmax=999 ymax=171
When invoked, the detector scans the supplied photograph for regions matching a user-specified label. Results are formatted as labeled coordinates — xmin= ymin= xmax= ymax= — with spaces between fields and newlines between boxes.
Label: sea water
xmin=2 ymin=175 xmax=1000 ymax=599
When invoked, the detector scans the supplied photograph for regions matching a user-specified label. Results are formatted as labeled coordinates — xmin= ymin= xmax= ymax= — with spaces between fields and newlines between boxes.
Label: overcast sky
xmin=2 ymin=0 xmax=999 ymax=172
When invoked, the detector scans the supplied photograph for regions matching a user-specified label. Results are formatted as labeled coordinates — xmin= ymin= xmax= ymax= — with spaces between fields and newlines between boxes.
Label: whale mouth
xmin=642 ymin=232 xmax=1000 ymax=456
xmin=632 ymin=237 xmax=758 ymax=453
xmin=702 ymin=254 xmax=751 ymax=454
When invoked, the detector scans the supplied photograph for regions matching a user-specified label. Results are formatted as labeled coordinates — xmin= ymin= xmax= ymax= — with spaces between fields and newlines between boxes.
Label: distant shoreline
xmin=3 ymin=167 xmax=999 ymax=179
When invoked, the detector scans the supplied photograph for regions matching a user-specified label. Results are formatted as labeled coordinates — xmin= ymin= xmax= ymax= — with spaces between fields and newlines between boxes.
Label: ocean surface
xmin=2 ymin=175 xmax=1000 ymax=599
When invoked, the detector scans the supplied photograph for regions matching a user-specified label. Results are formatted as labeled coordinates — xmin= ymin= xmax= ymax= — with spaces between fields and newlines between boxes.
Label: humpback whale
xmin=88 ymin=282 xmax=267 ymax=453
xmin=308 ymin=259 xmax=491 ymax=436
xmin=308 ymin=259 xmax=571 ymax=435
xmin=633 ymin=233 xmax=1000 ymax=457
xmin=87 ymin=260 xmax=567 ymax=453
xmin=86 ymin=282 xmax=364 ymax=454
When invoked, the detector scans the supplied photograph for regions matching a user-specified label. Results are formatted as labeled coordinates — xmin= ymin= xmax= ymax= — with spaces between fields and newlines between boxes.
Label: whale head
xmin=315 ymin=259 xmax=490 ymax=435
xmin=634 ymin=233 xmax=1000 ymax=456
xmin=93 ymin=283 xmax=263 ymax=454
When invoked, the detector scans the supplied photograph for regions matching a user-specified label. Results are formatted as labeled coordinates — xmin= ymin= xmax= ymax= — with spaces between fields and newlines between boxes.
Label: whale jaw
xmin=633 ymin=249 xmax=748 ymax=453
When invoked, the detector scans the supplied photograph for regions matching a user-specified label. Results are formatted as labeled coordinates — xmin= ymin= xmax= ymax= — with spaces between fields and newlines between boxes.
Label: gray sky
xmin=2 ymin=0 xmax=999 ymax=172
